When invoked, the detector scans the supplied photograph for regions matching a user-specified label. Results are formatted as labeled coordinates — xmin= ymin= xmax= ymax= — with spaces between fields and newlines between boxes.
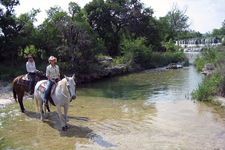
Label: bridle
xmin=61 ymin=80 xmax=76 ymax=102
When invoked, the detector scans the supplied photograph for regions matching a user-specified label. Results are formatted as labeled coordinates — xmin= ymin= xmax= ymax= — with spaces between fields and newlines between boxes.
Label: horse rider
xmin=43 ymin=56 xmax=61 ymax=104
xmin=26 ymin=54 xmax=41 ymax=95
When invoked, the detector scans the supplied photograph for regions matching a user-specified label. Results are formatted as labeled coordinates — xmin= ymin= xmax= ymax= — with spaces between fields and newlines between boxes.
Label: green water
xmin=1 ymin=53 xmax=225 ymax=149
xmin=78 ymin=66 xmax=202 ymax=102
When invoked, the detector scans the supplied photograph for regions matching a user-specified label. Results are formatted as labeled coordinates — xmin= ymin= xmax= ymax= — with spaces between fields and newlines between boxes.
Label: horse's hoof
xmin=65 ymin=125 xmax=68 ymax=129
xmin=21 ymin=110 xmax=25 ymax=113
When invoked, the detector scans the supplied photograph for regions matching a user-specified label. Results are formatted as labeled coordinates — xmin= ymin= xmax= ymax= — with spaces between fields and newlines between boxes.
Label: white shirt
xmin=46 ymin=64 xmax=60 ymax=79
xmin=26 ymin=61 xmax=38 ymax=73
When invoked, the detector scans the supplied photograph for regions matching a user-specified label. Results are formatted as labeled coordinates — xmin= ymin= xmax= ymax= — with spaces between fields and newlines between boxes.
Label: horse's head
xmin=64 ymin=74 xmax=76 ymax=100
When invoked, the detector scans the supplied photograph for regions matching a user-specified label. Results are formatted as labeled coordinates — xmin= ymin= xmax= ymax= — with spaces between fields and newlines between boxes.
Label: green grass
xmin=192 ymin=45 xmax=225 ymax=101
xmin=191 ymin=73 xmax=222 ymax=101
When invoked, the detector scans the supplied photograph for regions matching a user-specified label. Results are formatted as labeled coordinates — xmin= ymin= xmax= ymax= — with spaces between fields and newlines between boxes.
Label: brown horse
xmin=12 ymin=73 xmax=50 ymax=113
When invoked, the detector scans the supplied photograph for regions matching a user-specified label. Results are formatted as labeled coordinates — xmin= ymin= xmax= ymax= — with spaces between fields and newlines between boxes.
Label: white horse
xmin=34 ymin=74 xmax=76 ymax=131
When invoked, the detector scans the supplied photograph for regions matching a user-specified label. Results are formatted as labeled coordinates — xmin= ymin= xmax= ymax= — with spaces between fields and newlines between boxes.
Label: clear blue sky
xmin=14 ymin=0 xmax=225 ymax=34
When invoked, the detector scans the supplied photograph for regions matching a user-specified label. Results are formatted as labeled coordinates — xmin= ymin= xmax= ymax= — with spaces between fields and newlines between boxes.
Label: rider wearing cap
xmin=43 ymin=56 xmax=61 ymax=104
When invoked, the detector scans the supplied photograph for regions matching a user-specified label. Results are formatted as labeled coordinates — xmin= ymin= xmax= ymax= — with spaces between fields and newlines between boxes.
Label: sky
xmin=12 ymin=0 xmax=225 ymax=34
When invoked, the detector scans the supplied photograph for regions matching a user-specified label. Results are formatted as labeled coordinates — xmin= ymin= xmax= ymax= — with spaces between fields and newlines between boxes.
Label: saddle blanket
xmin=38 ymin=81 xmax=56 ymax=95
xmin=38 ymin=81 xmax=47 ymax=93
xmin=37 ymin=81 xmax=56 ymax=106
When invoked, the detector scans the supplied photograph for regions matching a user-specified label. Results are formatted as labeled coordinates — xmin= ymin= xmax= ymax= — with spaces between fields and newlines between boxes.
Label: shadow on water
xmin=24 ymin=110 xmax=116 ymax=148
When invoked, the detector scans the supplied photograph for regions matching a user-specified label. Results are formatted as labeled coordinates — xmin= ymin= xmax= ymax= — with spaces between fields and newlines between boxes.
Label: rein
xmin=60 ymin=82 xmax=73 ymax=101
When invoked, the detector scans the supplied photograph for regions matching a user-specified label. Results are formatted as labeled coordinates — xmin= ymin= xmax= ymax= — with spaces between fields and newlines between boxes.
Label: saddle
xmin=17 ymin=74 xmax=30 ymax=86
xmin=37 ymin=81 xmax=57 ymax=106
xmin=17 ymin=73 xmax=43 ymax=86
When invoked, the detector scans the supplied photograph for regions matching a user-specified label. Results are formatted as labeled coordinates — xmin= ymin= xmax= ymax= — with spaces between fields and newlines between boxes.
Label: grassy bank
xmin=192 ymin=45 xmax=225 ymax=101
xmin=0 ymin=52 xmax=188 ymax=82
xmin=112 ymin=51 xmax=188 ymax=72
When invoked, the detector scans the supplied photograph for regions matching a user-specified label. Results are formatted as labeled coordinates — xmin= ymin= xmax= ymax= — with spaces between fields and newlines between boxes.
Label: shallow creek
xmin=1 ymin=53 xmax=225 ymax=149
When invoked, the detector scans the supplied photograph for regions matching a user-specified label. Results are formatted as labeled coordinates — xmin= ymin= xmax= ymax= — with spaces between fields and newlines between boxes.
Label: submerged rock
xmin=166 ymin=63 xmax=184 ymax=69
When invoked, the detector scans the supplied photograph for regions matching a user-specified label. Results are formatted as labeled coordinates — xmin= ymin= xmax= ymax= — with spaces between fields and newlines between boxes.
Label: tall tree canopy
xmin=84 ymin=0 xmax=157 ymax=56
xmin=161 ymin=3 xmax=190 ymax=41
xmin=0 ymin=0 xmax=20 ymax=62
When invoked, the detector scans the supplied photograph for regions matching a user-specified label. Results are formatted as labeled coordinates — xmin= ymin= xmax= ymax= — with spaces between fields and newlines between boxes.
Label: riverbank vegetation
xmin=192 ymin=45 xmax=225 ymax=101
xmin=0 ymin=0 xmax=224 ymax=81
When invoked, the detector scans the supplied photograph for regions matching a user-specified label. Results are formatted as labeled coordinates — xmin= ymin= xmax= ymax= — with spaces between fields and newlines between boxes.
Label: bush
xmin=194 ymin=48 xmax=216 ymax=71
xmin=192 ymin=73 xmax=222 ymax=101
xmin=120 ymin=37 xmax=152 ymax=63
xmin=165 ymin=38 xmax=176 ymax=52
xmin=0 ymin=63 xmax=26 ymax=81
xmin=119 ymin=37 xmax=188 ymax=69
xmin=221 ymin=40 xmax=225 ymax=46
xmin=119 ymin=37 xmax=152 ymax=69
xmin=194 ymin=55 xmax=208 ymax=71
xmin=192 ymin=45 xmax=225 ymax=101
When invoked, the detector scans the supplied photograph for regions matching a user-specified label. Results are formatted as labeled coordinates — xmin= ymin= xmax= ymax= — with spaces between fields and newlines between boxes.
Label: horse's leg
xmin=43 ymin=103 xmax=47 ymax=118
xmin=38 ymin=100 xmax=44 ymax=121
xmin=18 ymin=91 xmax=25 ymax=113
xmin=56 ymin=105 xmax=66 ymax=131
xmin=64 ymin=104 xmax=69 ymax=129
xmin=46 ymin=103 xmax=51 ymax=112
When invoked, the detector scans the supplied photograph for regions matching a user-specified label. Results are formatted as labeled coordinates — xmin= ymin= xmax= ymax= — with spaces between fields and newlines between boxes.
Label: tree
xmin=220 ymin=20 xmax=225 ymax=35
xmin=84 ymin=0 xmax=119 ymax=56
xmin=165 ymin=38 xmax=176 ymax=52
xmin=33 ymin=6 xmax=67 ymax=59
xmin=16 ymin=8 xmax=40 ymax=57
xmin=176 ymin=30 xmax=202 ymax=39
xmin=164 ymin=3 xmax=190 ymax=40
xmin=0 ymin=0 xmax=20 ymax=62
xmin=56 ymin=19 xmax=91 ymax=70
xmin=68 ymin=2 xmax=81 ymax=21
xmin=212 ymin=28 xmax=222 ymax=37
xmin=46 ymin=5 xmax=64 ymax=22
xmin=84 ymin=0 xmax=158 ymax=56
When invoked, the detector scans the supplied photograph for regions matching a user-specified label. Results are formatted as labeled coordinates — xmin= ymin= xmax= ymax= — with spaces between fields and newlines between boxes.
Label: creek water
xmin=1 ymin=53 xmax=225 ymax=149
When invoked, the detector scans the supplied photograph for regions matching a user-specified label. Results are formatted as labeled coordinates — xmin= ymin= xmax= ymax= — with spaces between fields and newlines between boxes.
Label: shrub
xmin=165 ymin=38 xmax=176 ymax=52
xmin=0 ymin=63 xmax=26 ymax=81
xmin=194 ymin=55 xmax=208 ymax=71
xmin=192 ymin=73 xmax=222 ymax=101
xmin=119 ymin=37 xmax=152 ymax=69
xmin=221 ymin=40 xmax=225 ymax=46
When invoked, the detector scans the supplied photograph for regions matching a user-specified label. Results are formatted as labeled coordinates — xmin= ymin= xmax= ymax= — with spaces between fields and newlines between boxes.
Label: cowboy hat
xmin=48 ymin=56 xmax=57 ymax=63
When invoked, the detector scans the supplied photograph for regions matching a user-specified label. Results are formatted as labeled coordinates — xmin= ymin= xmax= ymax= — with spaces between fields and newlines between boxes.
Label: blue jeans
xmin=43 ymin=79 xmax=53 ymax=102
xmin=28 ymin=73 xmax=35 ymax=91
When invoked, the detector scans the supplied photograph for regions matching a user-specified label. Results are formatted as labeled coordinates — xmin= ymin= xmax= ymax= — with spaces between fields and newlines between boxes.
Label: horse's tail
xmin=34 ymin=93 xmax=40 ymax=113
xmin=12 ymin=83 xmax=17 ymax=103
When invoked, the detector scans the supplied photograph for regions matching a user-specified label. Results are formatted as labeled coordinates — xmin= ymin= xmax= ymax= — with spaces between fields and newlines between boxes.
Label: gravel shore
xmin=0 ymin=81 xmax=14 ymax=107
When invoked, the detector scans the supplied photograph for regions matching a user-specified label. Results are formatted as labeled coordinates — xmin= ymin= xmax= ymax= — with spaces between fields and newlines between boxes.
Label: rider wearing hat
xmin=43 ymin=56 xmax=61 ymax=104
xmin=26 ymin=54 xmax=40 ymax=95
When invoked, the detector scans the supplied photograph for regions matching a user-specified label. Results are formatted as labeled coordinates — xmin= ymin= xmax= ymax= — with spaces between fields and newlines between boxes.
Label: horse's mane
xmin=58 ymin=78 xmax=67 ymax=88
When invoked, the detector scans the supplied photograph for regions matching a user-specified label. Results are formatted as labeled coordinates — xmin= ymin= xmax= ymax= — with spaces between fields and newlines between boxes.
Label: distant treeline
xmin=0 ymin=0 xmax=225 ymax=80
